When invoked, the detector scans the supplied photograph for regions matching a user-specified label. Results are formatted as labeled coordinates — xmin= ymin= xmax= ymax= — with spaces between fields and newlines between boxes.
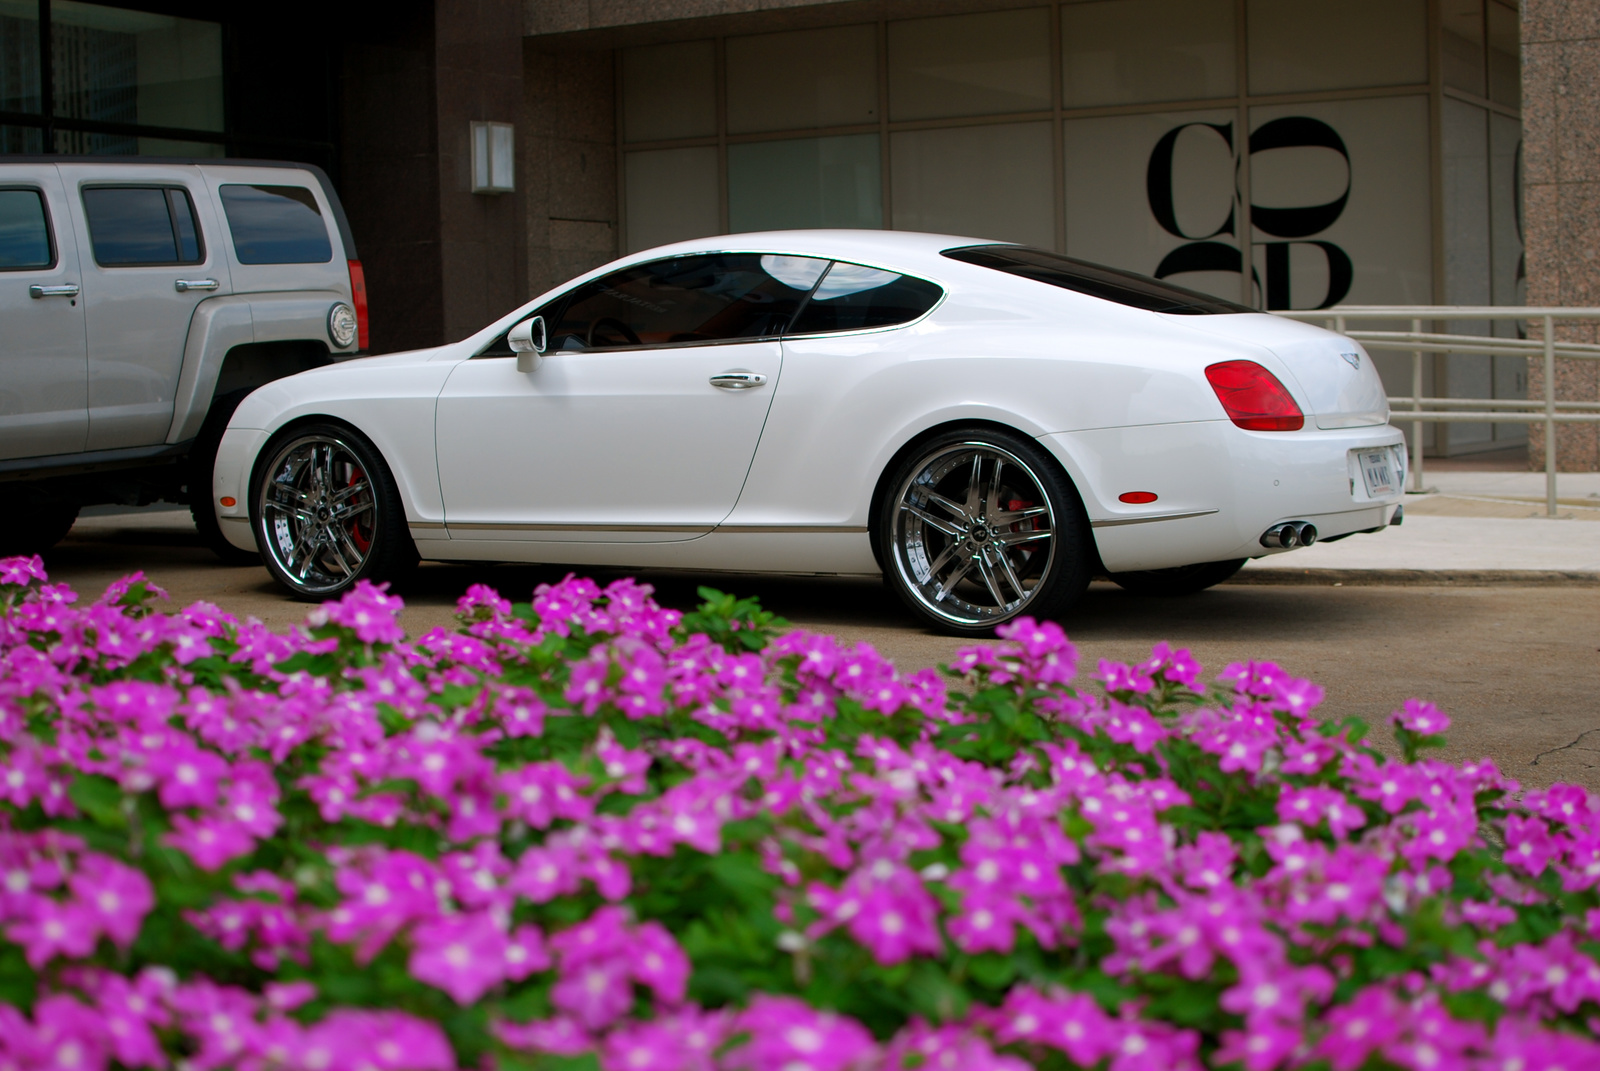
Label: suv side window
xmin=785 ymin=262 xmax=943 ymax=335
xmin=82 ymin=187 xmax=204 ymax=266
xmin=218 ymin=184 xmax=333 ymax=264
xmin=0 ymin=189 xmax=54 ymax=270
xmin=545 ymin=253 xmax=828 ymax=352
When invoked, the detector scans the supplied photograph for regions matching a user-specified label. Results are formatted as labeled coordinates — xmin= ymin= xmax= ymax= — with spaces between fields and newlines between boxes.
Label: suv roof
xmin=4 ymin=156 xmax=358 ymax=259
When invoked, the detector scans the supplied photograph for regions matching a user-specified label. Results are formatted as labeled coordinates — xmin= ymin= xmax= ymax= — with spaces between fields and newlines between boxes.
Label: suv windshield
xmin=942 ymin=244 xmax=1256 ymax=315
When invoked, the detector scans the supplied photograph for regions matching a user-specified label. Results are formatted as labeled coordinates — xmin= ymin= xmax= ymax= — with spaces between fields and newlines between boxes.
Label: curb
xmin=1227 ymin=569 xmax=1600 ymax=587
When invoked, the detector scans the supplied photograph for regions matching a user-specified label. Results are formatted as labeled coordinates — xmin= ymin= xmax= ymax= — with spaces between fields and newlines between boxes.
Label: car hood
xmin=1174 ymin=313 xmax=1390 ymax=429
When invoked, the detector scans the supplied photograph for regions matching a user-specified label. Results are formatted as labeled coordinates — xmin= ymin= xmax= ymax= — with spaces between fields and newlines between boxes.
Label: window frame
xmin=79 ymin=183 xmax=207 ymax=268
xmin=0 ymin=186 xmax=59 ymax=272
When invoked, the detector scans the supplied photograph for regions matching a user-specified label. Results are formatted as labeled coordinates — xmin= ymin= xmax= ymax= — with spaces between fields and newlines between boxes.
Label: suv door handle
xmin=28 ymin=283 xmax=79 ymax=298
xmin=175 ymin=278 xmax=219 ymax=292
xmin=709 ymin=371 xmax=768 ymax=389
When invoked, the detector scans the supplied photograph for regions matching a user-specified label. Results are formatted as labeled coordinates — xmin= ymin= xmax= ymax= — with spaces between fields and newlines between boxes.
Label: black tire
xmin=0 ymin=499 xmax=79 ymax=557
xmin=1108 ymin=558 xmax=1248 ymax=597
xmin=250 ymin=422 xmax=417 ymax=601
xmin=878 ymin=427 xmax=1093 ymax=636
xmin=189 ymin=389 xmax=261 ymax=565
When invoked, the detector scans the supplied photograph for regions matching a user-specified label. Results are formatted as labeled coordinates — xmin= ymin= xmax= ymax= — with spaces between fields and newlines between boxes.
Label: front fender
xmin=166 ymin=290 xmax=356 ymax=444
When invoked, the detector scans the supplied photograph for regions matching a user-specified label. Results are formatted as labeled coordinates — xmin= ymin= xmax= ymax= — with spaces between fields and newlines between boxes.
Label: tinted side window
xmin=941 ymin=245 xmax=1256 ymax=315
xmin=785 ymin=262 xmax=943 ymax=335
xmin=219 ymin=184 xmax=333 ymax=264
xmin=83 ymin=187 xmax=204 ymax=267
xmin=548 ymin=253 xmax=828 ymax=351
xmin=0 ymin=189 xmax=53 ymax=270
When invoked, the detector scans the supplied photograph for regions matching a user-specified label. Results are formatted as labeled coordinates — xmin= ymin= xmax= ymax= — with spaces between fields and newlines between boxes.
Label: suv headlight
xmin=328 ymin=302 xmax=359 ymax=349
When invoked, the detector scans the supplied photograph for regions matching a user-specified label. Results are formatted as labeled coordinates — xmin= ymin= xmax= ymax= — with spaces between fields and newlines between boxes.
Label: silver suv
xmin=1 ymin=157 xmax=364 ymax=560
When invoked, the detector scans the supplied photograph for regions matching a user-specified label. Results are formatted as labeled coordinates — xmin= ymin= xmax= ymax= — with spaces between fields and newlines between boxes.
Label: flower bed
xmin=0 ymin=555 xmax=1597 ymax=1071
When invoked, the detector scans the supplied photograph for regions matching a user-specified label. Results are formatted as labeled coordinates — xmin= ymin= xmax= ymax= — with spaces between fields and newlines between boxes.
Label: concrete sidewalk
xmin=1242 ymin=469 xmax=1600 ymax=578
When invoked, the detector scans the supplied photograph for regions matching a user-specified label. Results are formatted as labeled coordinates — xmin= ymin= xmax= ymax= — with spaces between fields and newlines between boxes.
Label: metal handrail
xmin=1275 ymin=305 xmax=1600 ymax=517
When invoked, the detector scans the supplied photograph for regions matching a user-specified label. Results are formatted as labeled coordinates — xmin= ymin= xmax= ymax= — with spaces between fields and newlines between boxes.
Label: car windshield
xmin=941 ymin=244 xmax=1256 ymax=315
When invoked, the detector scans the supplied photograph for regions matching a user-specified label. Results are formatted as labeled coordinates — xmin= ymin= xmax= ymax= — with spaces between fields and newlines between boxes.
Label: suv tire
xmin=0 ymin=500 xmax=79 ymax=558
xmin=251 ymin=422 xmax=417 ymax=601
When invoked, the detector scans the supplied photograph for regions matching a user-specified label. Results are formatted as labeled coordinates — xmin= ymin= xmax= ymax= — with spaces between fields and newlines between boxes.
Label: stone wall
xmin=1523 ymin=0 xmax=1600 ymax=471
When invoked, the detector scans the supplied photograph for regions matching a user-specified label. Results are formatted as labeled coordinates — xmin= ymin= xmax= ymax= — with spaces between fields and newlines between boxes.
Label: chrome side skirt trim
xmin=436 ymin=521 xmax=871 ymax=536
xmin=408 ymin=521 xmax=447 ymax=531
xmin=1091 ymin=508 xmax=1219 ymax=529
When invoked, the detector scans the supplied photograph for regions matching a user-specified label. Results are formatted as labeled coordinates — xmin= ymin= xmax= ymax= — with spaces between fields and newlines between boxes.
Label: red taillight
xmin=347 ymin=259 xmax=369 ymax=350
xmin=1204 ymin=360 xmax=1304 ymax=432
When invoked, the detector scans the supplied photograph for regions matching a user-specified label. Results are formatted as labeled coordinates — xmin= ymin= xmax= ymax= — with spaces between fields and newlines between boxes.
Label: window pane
xmin=787 ymin=264 xmax=942 ymax=334
xmin=0 ymin=0 xmax=42 ymax=116
xmin=168 ymin=188 xmax=201 ymax=262
xmin=1487 ymin=1 xmax=1520 ymax=108
xmin=549 ymin=253 xmax=829 ymax=350
xmin=0 ymin=124 xmax=44 ymax=153
xmin=622 ymin=40 xmax=716 ymax=142
xmin=889 ymin=8 xmax=1051 ymax=121
xmin=624 ymin=147 xmax=720 ymax=253
xmin=1441 ymin=0 xmax=1486 ymax=97
xmin=890 ymin=122 xmax=1054 ymax=248
xmin=83 ymin=186 xmax=178 ymax=265
xmin=944 ymin=245 xmax=1255 ymax=314
xmin=726 ymin=25 xmax=878 ymax=134
xmin=219 ymin=184 xmax=332 ymax=264
xmin=1247 ymin=0 xmax=1426 ymax=94
xmin=52 ymin=1 xmax=222 ymax=132
xmin=1062 ymin=0 xmax=1235 ymax=108
xmin=728 ymin=134 xmax=882 ymax=232
xmin=0 ymin=189 xmax=52 ymax=270
xmin=1063 ymin=109 xmax=1244 ymax=302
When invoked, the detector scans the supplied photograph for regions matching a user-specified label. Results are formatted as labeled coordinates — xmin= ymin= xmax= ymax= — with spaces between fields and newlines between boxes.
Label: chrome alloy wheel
xmin=889 ymin=442 xmax=1056 ymax=627
xmin=256 ymin=433 xmax=377 ymax=595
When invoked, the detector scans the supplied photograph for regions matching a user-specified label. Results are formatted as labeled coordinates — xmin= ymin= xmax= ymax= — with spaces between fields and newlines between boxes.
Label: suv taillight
xmin=347 ymin=260 xmax=369 ymax=350
xmin=1204 ymin=360 xmax=1304 ymax=432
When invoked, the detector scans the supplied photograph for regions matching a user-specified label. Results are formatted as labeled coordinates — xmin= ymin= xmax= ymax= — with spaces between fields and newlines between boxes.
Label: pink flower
xmin=1504 ymin=815 xmax=1557 ymax=876
xmin=408 ymin=911 xmax=508 ymax=1004
xmin=163 ymin=813 xmax=256 ymax=870
xmin=0 ymin=554 xmax=48 ymax=586
xmin=733 ymin=995 xmax=876 ymax=1071
xmin=632 ymin=921 xmax=690 ymax=1004
xmin=1393 ymin=698 xmax=1450 ymax=735
xmin=68 ymin=854 xmax=153 ymax=947
xmin=6 ymin=898 xmax=99 ymax=967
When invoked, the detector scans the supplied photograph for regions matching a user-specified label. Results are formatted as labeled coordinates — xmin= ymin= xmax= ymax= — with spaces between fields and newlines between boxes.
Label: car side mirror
xmin=510 ymin=316 xmax=547 ymax=373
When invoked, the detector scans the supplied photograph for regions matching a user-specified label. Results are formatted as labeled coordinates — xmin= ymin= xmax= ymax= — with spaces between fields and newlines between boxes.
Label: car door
xmin=0 ymin=166 xmax=88 ymax=461
xmin=61 ymin=165 xmax=231 ymax=452
xmin=435 ymin=252 xmax=828 ymax=541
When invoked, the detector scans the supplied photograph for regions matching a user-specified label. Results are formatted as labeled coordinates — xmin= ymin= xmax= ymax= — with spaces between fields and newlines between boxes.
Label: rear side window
xmin=547 ymin=253 xmax=828 ymax=351
xmin=942 ymin=245 xmax=1255 ymax=315
xmin=785 ymin=262 xmax=944 ymax=335
xmin=0 ymin=189 xmax=53 ymax=270
xmin=83 ymin=187 xmax=204 ymax=267
xmin=219 ymin=184 xmax=333 ymax=264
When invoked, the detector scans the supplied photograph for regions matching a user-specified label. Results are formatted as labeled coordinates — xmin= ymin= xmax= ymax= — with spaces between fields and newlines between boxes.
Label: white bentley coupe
xmin=213 ymin=231 xmax=1405 ymax=634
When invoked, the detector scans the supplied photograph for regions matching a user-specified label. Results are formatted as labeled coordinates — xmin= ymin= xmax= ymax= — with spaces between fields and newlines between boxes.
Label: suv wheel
xmin=251 ymin=423 xmax=416 ymax=601
xmin=0 ymin=500 xmax=79 ymax=558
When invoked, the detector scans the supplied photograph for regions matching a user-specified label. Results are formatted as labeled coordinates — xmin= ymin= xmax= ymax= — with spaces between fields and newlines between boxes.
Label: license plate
xmin=1358 ymin=448 xmax=1397 ymax=497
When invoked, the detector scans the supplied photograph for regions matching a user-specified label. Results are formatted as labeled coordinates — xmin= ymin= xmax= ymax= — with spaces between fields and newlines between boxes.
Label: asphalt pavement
xmin=32 ymin=472 xmax=1600 ymax=790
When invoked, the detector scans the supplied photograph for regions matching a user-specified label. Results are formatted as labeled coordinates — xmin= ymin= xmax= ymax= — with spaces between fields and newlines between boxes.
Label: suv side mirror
xmin=510 ymin=316 xmax=547 ymax=372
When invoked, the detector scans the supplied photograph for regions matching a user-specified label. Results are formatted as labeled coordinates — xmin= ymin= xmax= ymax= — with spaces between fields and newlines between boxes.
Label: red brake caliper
xmin=347 ymin=468 xmax=372 ymax=553
xmin=1007 ymin=499 xmax=1037 ymax=559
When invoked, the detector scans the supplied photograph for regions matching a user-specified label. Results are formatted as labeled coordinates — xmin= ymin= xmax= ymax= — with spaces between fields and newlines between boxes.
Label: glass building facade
xmin=614 ymin=1 xmax=1524 ymax=453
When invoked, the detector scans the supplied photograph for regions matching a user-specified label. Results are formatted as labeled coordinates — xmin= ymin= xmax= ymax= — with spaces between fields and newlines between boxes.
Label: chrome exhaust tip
xmin=1261 ymin=521 xmax=1317 ymax=549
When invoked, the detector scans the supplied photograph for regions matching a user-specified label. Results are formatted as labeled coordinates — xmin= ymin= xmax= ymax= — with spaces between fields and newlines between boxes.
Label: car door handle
xmin=175 ymin=278 xmax=219 ymax=292
xmin=28 ymin=283 xmax=79 ymax=298
xmin=709 ymin=371 xmax=768 ymax=389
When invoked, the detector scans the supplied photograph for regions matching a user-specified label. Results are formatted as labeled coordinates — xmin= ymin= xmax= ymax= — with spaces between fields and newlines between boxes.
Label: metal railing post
xmin=1544 ymin=314 xmax=1557 ymax=517
xmin=1411 ymin=318 xmax=1424 ymax=492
